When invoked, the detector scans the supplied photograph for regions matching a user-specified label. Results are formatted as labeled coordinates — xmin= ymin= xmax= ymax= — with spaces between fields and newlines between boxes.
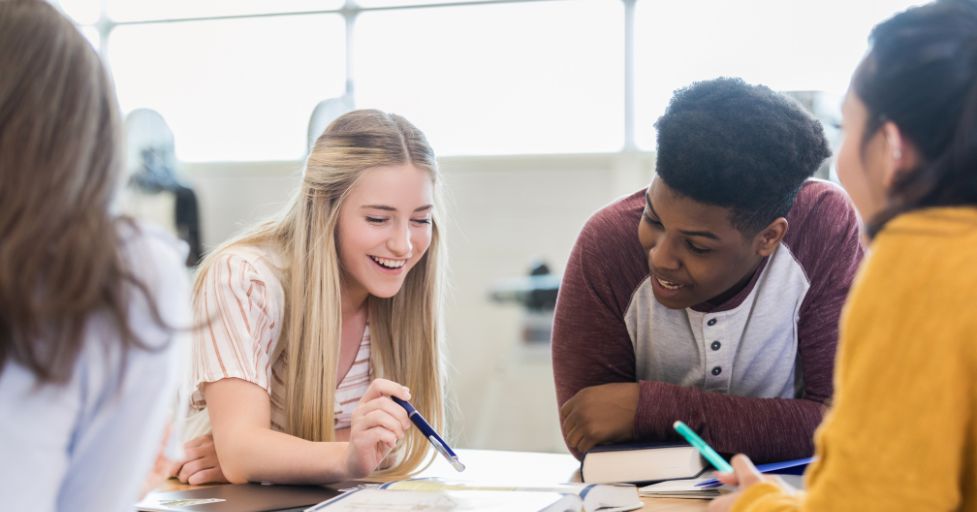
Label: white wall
xmin=180 ymin=152 xmax=655 ymax=452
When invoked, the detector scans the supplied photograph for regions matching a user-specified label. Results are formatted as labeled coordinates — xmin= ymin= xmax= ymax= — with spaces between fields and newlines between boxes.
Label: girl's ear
xmin=881 ymin=122 xmax=921 ymax=189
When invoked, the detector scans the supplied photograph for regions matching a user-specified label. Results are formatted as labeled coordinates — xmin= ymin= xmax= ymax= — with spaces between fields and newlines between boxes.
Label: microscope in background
xmin=122 ymin=108 xmax=202 ymax=266
xmin=488 ymin=260 xmax=561 ymax=347
xmin=474 ymin=260 xmax=566 ymax=452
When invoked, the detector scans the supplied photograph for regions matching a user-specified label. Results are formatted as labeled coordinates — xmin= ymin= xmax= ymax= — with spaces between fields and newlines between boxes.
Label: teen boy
xmin=553 ymin=78 xmax=863 ymax=462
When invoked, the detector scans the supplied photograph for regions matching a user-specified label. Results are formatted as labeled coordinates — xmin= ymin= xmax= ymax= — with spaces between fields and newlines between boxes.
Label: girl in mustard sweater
xmin=711 ymin=1 xmax=977 ymax=511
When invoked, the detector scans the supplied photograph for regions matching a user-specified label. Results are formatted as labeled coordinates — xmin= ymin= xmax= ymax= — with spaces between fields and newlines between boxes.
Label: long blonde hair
xmin=194 ymin=109 xmax=445 ymax=477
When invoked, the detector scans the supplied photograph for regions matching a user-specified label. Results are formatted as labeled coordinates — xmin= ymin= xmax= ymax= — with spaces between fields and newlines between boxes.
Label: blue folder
xmin=695 ymin=457 xmax=814 ymax=488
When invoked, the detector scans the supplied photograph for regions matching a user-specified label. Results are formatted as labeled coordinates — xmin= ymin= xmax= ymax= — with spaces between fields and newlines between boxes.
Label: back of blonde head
xmin=194 ymin=109 xmax=445 ymax=478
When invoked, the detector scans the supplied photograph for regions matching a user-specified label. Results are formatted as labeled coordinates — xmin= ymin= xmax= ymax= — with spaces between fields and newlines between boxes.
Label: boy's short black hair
xmin=654 ymin=77 xmax=831 ymax=233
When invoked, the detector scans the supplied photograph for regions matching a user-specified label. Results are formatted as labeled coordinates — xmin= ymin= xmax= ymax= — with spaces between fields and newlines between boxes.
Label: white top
xmin=186 ymin=243 xmax=371 ymax=437
xmin=626 ymin=239 xmax=810 ymax=398
xmin=0 ymin=222 xmax=190 ymax=512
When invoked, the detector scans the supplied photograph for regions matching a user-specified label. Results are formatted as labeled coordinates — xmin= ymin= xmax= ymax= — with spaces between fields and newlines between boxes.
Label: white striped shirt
xmin=188 ymin=243 xmax=371 ymax=434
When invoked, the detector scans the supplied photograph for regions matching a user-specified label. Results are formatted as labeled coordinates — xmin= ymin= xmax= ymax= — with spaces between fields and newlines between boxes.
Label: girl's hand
xmin=708 ymin=454 xmax=777 ymax=512
xmin=170 ymin=434 xmax=229 ymax=485
xmin=344 ymin=379 xmax=412 ymax=479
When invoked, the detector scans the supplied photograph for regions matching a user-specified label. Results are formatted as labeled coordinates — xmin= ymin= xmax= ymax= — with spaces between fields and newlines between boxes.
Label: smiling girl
xmin=172 ymin=110 xmax=446 ymax=485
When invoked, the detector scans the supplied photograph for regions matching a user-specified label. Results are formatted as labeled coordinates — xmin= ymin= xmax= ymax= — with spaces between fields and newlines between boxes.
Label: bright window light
xmin=354 ymin=0 xmax=624 ymax=156
xmin=108 ymin=14 xmax=346 ymax=162
xmin=57 ymin=0 xmax=99 ymax=24
xmin=106 ymin=0 xmax=344 ymax=22
xmin=356 ymin=0 xmax=500 ymax=7
xmin=78 ymin=25 xmax=99 ymax=50
xmin=634 ymin=0 xmax=929 ymax=149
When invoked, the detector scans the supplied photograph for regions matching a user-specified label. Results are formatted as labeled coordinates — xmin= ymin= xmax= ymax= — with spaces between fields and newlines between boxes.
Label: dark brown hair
xmin=0 ymin=0 xmax=162 ymax=383
xmin=854 ymin=0 xmax=977 ymax=237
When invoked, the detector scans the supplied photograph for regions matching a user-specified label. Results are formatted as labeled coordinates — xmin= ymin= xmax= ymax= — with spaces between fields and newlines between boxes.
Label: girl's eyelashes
xmin=365 ymin=216 xmax=432 ymax=225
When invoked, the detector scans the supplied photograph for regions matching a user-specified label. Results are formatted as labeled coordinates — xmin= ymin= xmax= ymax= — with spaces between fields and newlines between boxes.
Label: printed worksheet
xmin=305 ymin=488 xmax=579 ymax=512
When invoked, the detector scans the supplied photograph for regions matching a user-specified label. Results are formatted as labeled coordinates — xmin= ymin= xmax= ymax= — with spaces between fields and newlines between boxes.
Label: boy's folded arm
xmin=634 ymin=380 xmax=826 ymax=463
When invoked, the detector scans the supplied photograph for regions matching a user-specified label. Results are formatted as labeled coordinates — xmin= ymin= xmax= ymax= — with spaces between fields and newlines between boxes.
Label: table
xmin=417 ymin=449 xmax=708 ymax=512
xmin=152 ymin=448 xmax=709 ymax=511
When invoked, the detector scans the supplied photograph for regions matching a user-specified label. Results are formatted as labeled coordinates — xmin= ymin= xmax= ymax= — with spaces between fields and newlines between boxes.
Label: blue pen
xmin=391 ymin=396 xmax=466 ymax=472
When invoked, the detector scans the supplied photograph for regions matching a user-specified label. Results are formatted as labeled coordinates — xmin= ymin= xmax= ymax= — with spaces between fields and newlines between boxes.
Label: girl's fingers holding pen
xmin=361 ymin=378 xmax=411 ymax=403
xmin=360 ymin=408 xmax=407 ymax=440
xmin=729 ymin=454 xmax=764 ymax=486
xmin=355 ymin=395 xmax=411 ymax=430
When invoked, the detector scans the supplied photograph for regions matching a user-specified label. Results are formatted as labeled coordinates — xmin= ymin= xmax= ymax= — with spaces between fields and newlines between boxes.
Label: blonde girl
xmin=173 ymin=109 xmax=446 ymax=485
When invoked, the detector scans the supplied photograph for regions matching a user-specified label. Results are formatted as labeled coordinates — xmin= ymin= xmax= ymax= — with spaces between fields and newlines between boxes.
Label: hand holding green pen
xmin=673 ymin=420 xmax=734 ymax=474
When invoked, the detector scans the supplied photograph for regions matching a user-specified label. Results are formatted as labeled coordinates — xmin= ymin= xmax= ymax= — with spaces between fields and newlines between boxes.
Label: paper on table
xmin=639 ymin=476 xmax=727 ymax=500
xmin=306 ymin=488 xmax=580 ymax=512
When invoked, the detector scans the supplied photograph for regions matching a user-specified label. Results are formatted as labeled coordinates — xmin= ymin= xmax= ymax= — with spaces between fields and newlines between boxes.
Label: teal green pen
xmin=673 ymin=420 xmax=733 ymax=474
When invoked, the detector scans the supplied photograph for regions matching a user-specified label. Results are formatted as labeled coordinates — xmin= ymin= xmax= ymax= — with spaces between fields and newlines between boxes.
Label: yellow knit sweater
xmin=733 ymin=208 xmax=977 ymax=512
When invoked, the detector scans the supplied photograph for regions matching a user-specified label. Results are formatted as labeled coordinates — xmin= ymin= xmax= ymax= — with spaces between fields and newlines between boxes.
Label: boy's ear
xmin=753 ymin=218 xmax=788 ymax=257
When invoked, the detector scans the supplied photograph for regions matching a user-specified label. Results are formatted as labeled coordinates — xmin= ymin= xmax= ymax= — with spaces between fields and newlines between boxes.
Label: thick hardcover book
xmin=580 ymin=442 xmax=706 ymax=484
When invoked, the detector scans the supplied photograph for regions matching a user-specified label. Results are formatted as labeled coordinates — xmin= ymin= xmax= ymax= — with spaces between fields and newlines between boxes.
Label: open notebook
xmin=306 ymin=478 xmax=643 ymax=512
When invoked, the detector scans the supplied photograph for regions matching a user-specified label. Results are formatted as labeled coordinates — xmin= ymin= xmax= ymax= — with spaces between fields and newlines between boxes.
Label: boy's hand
xmin=560 ymin=382 xmax=638 ymax=455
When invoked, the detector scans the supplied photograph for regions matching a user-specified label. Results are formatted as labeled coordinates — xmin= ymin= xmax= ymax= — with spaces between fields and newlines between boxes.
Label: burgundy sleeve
xmin=552 ymin=199 xmax=646 ymax=458
xmin=633 ymin=183 xmax=864 ymax=463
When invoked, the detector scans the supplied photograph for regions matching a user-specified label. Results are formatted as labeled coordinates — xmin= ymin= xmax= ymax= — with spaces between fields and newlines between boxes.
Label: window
xmin=59 ymin=0 xmax=934 ymax=160
xmin=58 ymin=0 xmax=99 ymax=24
xmin=633 ymin=0 xmax=928 ymax=149
xmin=108 ymin=14 xmax=346 ymax=161
xmin=354 ymin=0 xmax=624 ymax=155
xmin=79 ymin=25 xmax=99 ymax=50
xmin=106 ymin=0 xmax=344 ymax=22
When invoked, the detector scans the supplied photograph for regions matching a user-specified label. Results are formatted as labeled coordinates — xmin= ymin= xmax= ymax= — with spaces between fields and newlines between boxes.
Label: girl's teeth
xmin=372 ymin=256 xmax=405 ymax=269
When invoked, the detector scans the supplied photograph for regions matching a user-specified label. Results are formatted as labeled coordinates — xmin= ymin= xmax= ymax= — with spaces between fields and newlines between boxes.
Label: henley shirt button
xmin=711 ymin=341 xmax=721 ymax=351
xmin=707 ymin=318 xmax=717 ymax=326
xmin=711 ymin=366 xmax=722 ymax=376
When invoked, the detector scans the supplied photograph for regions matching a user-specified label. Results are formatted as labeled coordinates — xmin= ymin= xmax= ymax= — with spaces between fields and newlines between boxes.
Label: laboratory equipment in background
xmin=121 ymin=108 xmax=202 ymax=266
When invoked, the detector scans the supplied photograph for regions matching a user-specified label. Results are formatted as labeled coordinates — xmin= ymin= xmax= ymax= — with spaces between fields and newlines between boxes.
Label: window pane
xmin=58 ymin=0 xmax=100 ymax=24
xmin=634 ymin=0 xmax=928 ymax=149
xmin=107 ymin=0 xmax=344 ymax=22
xmin=356 ymin=0 xmax=504 ymax=7
xmin=79 ymin=25 xmax=99 ymax=51
xmin=108 ymin=15 xmax=346 ymax=162
xmin=355 ymin=0 xmax=624 ymax=155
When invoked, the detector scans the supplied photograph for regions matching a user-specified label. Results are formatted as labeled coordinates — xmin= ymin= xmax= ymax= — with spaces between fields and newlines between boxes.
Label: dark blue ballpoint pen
xmin=391 ymin=396 xmax=466 ymax=472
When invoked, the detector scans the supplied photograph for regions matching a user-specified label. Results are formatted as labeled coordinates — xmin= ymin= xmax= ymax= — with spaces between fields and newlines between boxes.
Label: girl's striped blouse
xmin=189 ymin=243 xmax=371 ymax=432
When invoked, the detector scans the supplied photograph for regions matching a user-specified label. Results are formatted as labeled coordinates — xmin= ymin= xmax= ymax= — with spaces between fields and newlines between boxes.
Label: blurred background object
xmin=121 ymin=108 xmax=202 ymax=266
xmin=307 ymin=96 xmax=354 ymax=154
xmin=489 ymin=260 xmax=560 ymax=346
